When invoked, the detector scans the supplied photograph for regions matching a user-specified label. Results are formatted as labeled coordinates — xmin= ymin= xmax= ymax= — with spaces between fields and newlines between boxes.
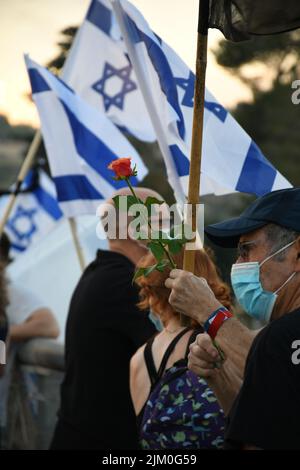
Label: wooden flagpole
xmin=68 ymin=218 xmax=86 ymax=271
xmin=181 ymin=0 xmax=209 ymax=325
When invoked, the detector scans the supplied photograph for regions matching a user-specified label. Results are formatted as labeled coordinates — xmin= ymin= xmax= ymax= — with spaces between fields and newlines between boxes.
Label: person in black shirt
xmin=165 ymin=188 xmax=300 ymax=449
xmin=225 ymin=308 xmax=300 ymax=449
xmin=50 ymin=187 xmax=165 ymax=450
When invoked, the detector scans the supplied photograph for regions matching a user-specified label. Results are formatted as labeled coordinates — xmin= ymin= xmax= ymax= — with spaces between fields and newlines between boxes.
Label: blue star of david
xmin=205 ymin=100 xmax=228 ymax=123
xmin=7 ymin=205 xmax=37 ymax=242
xmin=92 ymin=62 xmax=137 ymax=112
xmin=175 ymin=71 xmax=228 ymax=123
xmin=174 ymin=72 xmax=195 ymax=108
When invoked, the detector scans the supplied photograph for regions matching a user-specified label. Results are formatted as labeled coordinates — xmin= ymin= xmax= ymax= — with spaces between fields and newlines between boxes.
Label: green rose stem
xmin=125 ymin=177 xmax=176 ymax=269
xmin=126 ymin=176 xmax=224 ymax=361
xmin=125 ymin=177 xmax=225 ymax=362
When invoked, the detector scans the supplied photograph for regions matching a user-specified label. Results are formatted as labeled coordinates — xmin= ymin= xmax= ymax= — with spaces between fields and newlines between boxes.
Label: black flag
xmin=205 ymin=0 xmax=300 ymax=41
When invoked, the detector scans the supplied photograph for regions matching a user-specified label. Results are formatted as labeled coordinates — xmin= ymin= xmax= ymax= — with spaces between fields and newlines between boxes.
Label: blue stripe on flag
xmin=53 ymin=175 xmax=103 ymax=202
xmin=56 ymin=76 xmax=74 ymax=94
xmin=86 ymin=0 xmax=112 ymax=35
xmin=125 ymin=14 xmax=186 ymax=140
xmin=10 ymin=242 xmax=26 ymax=253
xmin=28 ymin=68 xmax=51 ymax=94
xmin=22 ymin=169 xmax=36 ymax=190
xmin=53 ymin=175 xmax=104 ymax=202
xmin=30 ymin=68 xmax=74 ymax=95
xmin=236 ymin=141 xmax=276 ymax=196
xmin=169 ymin=145 xmax=190 ymax=177
xmin=59 ymin=100 xmax=138 ymax=189
xmin=33 ymin=186 xmax=63 ymax=220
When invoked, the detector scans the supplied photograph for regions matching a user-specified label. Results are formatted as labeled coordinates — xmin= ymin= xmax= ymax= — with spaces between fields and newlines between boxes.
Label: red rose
xmin=108 ymin=158 xmax=136 ymax=180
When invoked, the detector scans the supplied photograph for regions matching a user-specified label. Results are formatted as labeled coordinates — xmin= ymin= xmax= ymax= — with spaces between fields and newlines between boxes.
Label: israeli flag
xmin=61 ymin=0 xmax=291 ymax=200
xmin=25 ymin=56 xmax=148 ymax=217
xmin=112 ymin=0 xmax=291 ymax=199
xmin=0 ymin=169 xmax=62 ymax=256
xmin=61 ymin=0 xmax=155 ymax=142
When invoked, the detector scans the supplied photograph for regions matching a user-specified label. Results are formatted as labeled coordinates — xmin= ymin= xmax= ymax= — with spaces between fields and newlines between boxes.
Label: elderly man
xmin=50 ymin=187 xmax=167 ymax=450
xmin=165 ymin=188 xmax=300 ymax=449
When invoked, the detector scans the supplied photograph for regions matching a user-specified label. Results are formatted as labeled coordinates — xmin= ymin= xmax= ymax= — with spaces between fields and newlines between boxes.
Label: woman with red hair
xmin=130 ymin=248 xmax=231 ymax=449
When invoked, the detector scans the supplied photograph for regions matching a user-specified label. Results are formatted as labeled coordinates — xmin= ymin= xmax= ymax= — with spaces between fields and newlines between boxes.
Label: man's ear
xmin=294 ymin=237 xmax=300 ymax=272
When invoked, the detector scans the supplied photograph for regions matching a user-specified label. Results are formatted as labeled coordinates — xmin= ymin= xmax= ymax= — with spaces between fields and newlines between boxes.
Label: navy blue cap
xmin=205 ymin=188 xmax=300 ymax=248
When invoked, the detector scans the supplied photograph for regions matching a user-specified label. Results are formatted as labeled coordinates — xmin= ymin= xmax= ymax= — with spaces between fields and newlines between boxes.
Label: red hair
xmin=136 ymin=248 xmax=232 ymax=326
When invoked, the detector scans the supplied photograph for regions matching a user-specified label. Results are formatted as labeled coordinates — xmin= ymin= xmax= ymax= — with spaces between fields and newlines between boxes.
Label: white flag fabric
xmin=61 ymin=0 xmax=155 ymax=142
xmin=25 ymin=56 xmax=148 ymax=217
xmin=63 ymin=0 xmax=291 ymax=199
xmin=113 ymin=0 xmax=292 ymax=198
xmin=0 ymin=169 xmax=62 ymax=257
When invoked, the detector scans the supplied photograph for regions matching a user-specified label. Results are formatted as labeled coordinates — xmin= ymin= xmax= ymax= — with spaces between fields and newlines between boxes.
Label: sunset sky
xmin=0 ymin=0 xmax=251 ymax=128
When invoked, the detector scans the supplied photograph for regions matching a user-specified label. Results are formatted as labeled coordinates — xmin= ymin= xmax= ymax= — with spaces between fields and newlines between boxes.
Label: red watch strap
xmin=207 ymin=309 xmax=233 ymax=339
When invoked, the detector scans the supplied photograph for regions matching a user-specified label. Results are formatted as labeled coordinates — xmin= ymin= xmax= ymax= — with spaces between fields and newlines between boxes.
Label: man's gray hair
xmin=264 ymin=223 xmax=300 ymax=261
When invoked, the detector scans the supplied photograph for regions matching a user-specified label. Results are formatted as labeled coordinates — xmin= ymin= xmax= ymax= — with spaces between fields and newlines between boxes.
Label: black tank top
xmin=136 ymin=326 xmax=203 ymax=428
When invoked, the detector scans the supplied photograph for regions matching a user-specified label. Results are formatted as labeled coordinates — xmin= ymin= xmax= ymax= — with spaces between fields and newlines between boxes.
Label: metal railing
xmin=4 ymin=339 xmax=64 ymax=450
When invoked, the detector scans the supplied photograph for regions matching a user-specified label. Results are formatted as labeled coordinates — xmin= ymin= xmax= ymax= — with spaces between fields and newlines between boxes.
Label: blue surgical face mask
xmin=231 ymin=239 xmax=297 ymax=323
xmin=148 ymin=309 xmax=163 ymax=331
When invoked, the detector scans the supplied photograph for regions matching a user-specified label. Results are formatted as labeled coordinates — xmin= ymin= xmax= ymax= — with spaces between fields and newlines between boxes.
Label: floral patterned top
xmin=138 ymin=328 xmax=225 ymax=450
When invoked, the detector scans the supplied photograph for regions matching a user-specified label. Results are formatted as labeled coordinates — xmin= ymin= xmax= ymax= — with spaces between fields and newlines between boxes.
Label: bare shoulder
xmin=130 ymin=343 xmax=151 ymax=415
xmin=130 ymin=343 xmax=146 ymax=375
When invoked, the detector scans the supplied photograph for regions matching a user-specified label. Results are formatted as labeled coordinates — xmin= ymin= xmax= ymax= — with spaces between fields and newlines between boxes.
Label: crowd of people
xmin=0 ymin=186 xmax=300 ymax=450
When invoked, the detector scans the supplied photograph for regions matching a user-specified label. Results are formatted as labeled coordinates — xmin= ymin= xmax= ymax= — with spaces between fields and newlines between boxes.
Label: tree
xmin=47 ymin=27 xmax=78 ymax=72
xmin=0 ymin=115 xmax=34 ymax=142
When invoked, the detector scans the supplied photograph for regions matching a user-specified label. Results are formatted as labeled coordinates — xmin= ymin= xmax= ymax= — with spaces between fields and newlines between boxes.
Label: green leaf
xmin=144 ymin=196 xmax=165 ymax=217
xmin=132 ymin=264 xmax=160 ymax=283
xmin=112 ymin=195 xmax=140 ymax=211
xmin=147 ymin=241 xmax=165 ymax=262
xmin=144 ymin=196 xmax=164 ymax=207
xmin=132 ymin=259 xmax=171 ymax=283
xmin=156 ymin=259 xmax=171 ymax=272
xmin=167 ymin=239 xmax=183 ymax=255
xmin=132 ymin=267 xmax=146 ymax=284
xmin=150 ymin=230 xmax=171 ymax=243
xmin=112 ymin=195 xmax=122 ymax=209
xmin=144 ymin=264 xmax=160 ymax=276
